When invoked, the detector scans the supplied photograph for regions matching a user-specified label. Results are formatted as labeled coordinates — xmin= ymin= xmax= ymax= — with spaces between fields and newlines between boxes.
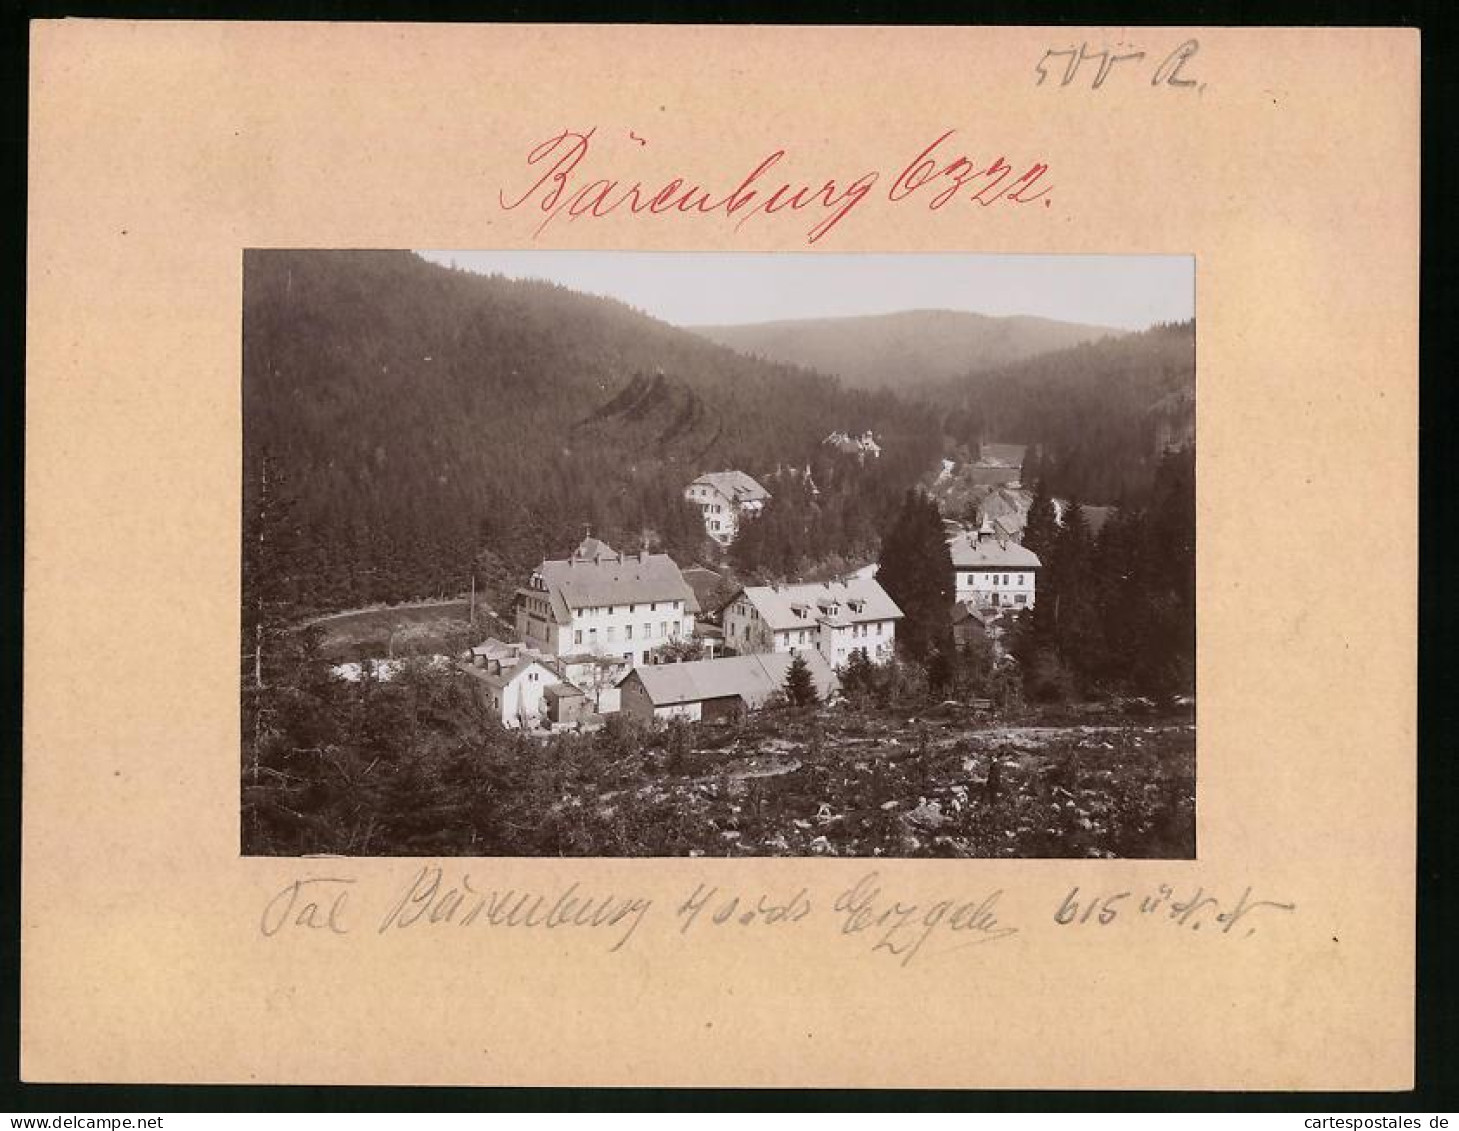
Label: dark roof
xmin=458 ymin=656 xmax=556 ymax=691
xmin=976 ymin=442 xmax=1028 ymax=467
xmin=572 ymin=536 xmax=618 ymax=562
xmin=951 ymin=602 xmax=1005 ymax=628
xmin=681 ymin=565 xmax=725 ymax=611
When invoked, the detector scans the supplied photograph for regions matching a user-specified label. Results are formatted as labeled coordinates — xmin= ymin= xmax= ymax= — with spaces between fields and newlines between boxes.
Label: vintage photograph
xmin=241 ymin=250 xmax=1195 ymax=859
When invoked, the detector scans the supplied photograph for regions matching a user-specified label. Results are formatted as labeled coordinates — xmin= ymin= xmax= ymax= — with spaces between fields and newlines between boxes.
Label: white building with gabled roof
xmin=515 ymin=537 xmax=700 ymax=698
xmin=722 ymin=577 xmax=902 ymax=669
xmin=949 ymin=520 xmax=1041 ymax=611
xmin=459 ymin=645 xmax=563 ymax=730
xmin=684 ymin=470 xmax=771 ymax=545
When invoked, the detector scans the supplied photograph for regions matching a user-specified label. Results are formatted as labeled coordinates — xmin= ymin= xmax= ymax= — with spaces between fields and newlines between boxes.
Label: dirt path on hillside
xmin=298 ymin=598 xmax=474 ymax=627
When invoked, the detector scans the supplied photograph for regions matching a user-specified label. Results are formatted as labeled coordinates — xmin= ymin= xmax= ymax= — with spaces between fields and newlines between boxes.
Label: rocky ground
xmin=523 ymin=705 xmax=1197 ymax=859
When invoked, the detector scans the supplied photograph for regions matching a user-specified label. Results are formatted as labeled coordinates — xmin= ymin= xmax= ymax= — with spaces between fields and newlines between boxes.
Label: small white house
xmin=460 ymin=642 xmax=564 ymax=730
xmin=949 ymin=521 xmax=1041 ymax=611
xmin=683 ymin=470 xmax=770 ymax=545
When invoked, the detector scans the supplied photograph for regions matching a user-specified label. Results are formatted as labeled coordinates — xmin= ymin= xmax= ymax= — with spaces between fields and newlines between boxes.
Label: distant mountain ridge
xmin=691 ymin=308 xmax=1124 ymax=390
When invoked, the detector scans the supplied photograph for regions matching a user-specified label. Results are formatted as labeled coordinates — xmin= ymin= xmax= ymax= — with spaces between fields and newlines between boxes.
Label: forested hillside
xmin=938 ymin=321 xmax=1195 ymax=504
xmin=693 ymin=309 xmax=1122 ymax=391
xmin=242 ymin=251 xmax=941 ymax=620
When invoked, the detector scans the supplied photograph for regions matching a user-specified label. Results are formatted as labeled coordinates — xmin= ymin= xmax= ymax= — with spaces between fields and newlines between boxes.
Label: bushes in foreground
xmin=243 ymin=645 xmax=1194 ymax=858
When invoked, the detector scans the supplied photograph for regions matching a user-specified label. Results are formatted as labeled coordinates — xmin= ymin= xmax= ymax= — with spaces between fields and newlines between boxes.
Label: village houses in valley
xmin=684 ymin=470 xmax=770 ymax=545
xmin=723 ymin=576 xmax=903 ymax=668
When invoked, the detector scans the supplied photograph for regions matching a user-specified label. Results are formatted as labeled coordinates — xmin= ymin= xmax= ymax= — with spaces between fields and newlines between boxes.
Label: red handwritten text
xmin=498 ymin=128 xmax=1054 ymax=245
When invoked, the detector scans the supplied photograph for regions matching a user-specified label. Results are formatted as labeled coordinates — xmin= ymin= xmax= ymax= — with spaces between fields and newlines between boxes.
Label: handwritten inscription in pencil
xmin=1053 ymin=884 xmax=1296 ymax=937
xmin=1035 ymin=39 xmax=1203 ymax=91
xmin=260 ymin=871 xmax=1294 ymax=963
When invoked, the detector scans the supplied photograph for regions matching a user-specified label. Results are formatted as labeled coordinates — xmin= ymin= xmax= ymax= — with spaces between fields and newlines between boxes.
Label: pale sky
xmin=414 ymin=250 xmax=1193 ymax=331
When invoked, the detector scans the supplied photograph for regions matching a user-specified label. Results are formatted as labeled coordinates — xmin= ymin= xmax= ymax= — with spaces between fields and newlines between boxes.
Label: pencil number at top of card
xmin=1034 ymin=39 xmax=1203 ymax=92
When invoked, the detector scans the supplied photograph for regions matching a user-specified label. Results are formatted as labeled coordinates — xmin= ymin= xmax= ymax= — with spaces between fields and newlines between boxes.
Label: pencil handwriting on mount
xmin=1053 ymin=883 xmax=1296 ymax=937
xmin=833 ymin=872 xmax=1019 ymax=967
xmin=260 ymin=876 xmax=356 ymax=937
xmin=376 ymin=866 xmax=654 ymax=953
xmin=1034 ymin=39 xmax=1202 ymax=92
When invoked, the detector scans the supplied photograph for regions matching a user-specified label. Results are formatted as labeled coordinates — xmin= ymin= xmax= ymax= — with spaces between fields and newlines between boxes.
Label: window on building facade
xmin=1016 ymin=595 xmax=1027 ymax=605
xmin=574 ymin=629 xmax=582 ymax=644
xmin=625 ymin=625 xmax=633 ymax=639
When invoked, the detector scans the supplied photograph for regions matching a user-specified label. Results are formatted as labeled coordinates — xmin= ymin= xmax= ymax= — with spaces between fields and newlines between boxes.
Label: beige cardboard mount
xmin=24 ymin=23 xmax=1418 ymax=1089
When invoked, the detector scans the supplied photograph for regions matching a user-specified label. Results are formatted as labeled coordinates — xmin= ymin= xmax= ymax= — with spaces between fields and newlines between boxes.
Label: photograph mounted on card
xmin=24 ymin=23 xmax=1417 ymax=1089
xmin=242 ymin=249 xmax=1195 ymax=863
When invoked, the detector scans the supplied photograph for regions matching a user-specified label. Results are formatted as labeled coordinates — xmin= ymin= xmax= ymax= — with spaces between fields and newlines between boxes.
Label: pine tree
xmin=783 ymin=653 xmax=818 ymax=707
xmin=242 ymin=450 xmax=304 ymax=690
xmin=1022 ymin=479 xmax=1058 ymax=564
xmin=876 ymin=490 xmax=955 ymax=662
xmin=927 ymin=647 xmax=953 ymax=699
xmin=1020 ymin=444 xmax=1042 ymax=487
xmin=840 ymin=647 xmax=875 ymax=704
